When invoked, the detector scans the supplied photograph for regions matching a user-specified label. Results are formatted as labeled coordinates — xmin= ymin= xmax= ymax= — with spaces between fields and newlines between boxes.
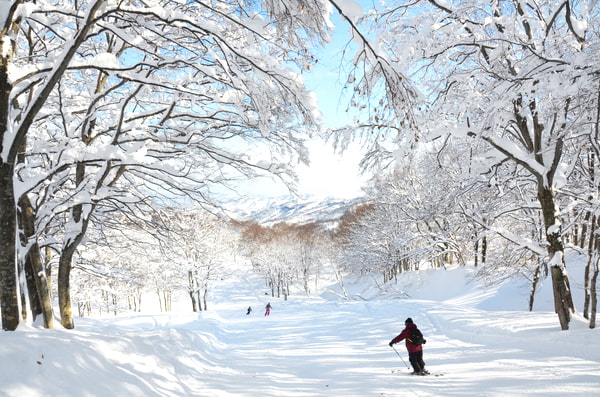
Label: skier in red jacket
xmin=389 ymin=318 xmax=428 ymax=375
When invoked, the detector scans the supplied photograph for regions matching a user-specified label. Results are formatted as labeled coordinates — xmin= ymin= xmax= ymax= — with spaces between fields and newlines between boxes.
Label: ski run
xmin=1 ymin=263 xmax=599 ymax=397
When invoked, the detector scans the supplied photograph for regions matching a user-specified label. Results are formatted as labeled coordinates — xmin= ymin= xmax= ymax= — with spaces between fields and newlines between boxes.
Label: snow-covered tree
xmin=160 ymin=207 xmax=237 ymax=312
xmin=0 ymin=0 xmax=335 ymax=330
xmin=237 ymin=220 xmax=325 ymax=299
xmin=335 ymin=151 xmax=471 ymax=282
xmin=348 ymin=0 xmax=600 ymax=330
xmin=74 ymin=212 xmax=162 ymax=315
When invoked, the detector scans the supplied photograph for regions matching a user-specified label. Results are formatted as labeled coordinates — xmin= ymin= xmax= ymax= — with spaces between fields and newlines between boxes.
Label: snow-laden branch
xmin=8 ymin=0 xmax=106 ymax=163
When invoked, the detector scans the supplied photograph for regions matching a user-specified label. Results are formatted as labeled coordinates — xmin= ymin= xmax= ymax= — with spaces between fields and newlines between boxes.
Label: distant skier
xmin=246 ymin=306 xmax=252 ymax=315
xmin=389 ymin=318 xmax=428 ymax=375
xmin=265 ymin=302 xmax=272 ymax=316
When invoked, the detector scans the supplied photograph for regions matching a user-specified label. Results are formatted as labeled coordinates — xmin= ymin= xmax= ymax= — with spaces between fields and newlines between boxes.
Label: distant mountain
xmin=220 ymin=195 xmax=363 ymax=228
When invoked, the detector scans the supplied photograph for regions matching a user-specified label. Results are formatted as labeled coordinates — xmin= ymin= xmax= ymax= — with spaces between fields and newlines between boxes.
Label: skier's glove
xmin=423 ymin=339 xmax=427 ymax=344
xmin=388 ymin=341 xmax=394 ymax=347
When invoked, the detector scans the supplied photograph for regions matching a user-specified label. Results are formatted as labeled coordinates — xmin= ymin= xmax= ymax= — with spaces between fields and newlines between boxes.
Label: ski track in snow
xmin=1 ymin=266 xmax=599 ymax=396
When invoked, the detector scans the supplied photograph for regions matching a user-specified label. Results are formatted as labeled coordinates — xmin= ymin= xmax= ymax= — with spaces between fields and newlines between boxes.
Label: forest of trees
xmin=0 ymin=0 xmax=335 ymax=331
xmin=1 ymin=0 xmax=599 ymax=333
xmin=329 ymin=0 xmax=600 ymax=330
xmin=71 ymin=206 xmax=238 ymax=316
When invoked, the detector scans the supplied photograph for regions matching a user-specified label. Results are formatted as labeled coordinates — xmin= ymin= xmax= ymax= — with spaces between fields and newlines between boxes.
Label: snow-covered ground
xmin=1 ymin=264 xmax=599 ymax=397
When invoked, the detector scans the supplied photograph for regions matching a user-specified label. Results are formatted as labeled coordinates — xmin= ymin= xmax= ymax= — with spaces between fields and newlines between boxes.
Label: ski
xmin=391 ymin=370 xmax=444 ymax=377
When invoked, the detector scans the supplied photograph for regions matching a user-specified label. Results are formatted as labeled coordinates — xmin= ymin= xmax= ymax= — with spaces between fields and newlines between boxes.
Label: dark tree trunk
xmin=481 ymin=236 xmax=487 ymax=264
xmin=583 ymin=215 xmax=597 ymax=319
xmin=18 ymin=194 xmax=54 ymax=328
xmin=538 ymin=184 xmax=574 ymax=330
xmin=58 ymin=242 xmax=79 ymax=329
xmin=528 ymin=261 xmax=543 ymax=311
xmin=19 ymin=258 xmax=27 ymax=322
xmin=188 ymin=271 xmax=198 ymax=312
xmin=189 ymin=292 xmax=198 ymax=312
xmin=0 ymin=48 xmax=20 ymax=330
xmin=23 ymin=255 xmax=42 ymax=320
xmin=590 ymin=262 xmax=598 ymax=329
xmin=0 ymin=162 xmax=20 ymax=331
xmin=58 ymin=161 xmax=93 ymax=329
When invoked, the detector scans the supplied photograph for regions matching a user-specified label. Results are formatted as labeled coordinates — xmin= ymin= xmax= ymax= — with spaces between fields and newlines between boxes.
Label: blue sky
xmin=230 ymin=3 xmax=372 ymax=200
xmin=303 ymin=9 xmax=359 ymax=129
xmin=293 ymin=5 xmax=371 ymax=199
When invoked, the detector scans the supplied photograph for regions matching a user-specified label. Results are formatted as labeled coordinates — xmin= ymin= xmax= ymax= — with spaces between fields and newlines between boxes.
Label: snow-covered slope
xmin=1 ymin=263 xmax=599 ymax=397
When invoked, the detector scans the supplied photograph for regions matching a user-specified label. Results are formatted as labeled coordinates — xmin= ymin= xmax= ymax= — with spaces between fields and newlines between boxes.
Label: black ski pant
xmin=408 ymin=350 xmax=425 ymax=372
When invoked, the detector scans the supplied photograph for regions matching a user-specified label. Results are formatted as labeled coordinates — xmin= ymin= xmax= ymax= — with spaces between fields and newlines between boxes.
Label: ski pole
xmin=391 ymin=345 xmax=411 ymax=370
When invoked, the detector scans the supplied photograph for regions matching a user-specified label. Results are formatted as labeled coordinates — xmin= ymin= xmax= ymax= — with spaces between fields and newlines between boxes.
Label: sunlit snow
xmin=1 ymin=261 xmax=598 ymax=396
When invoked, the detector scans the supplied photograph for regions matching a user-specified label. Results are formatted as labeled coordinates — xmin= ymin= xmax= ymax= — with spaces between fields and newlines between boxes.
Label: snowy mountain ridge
xmin=220 ymin=195 xmax=363 ymax=227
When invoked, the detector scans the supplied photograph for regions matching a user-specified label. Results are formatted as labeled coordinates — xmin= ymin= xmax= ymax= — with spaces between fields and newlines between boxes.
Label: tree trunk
xmin=164 ymin=290 xmax=172 ymax=311
xmin=17 ymin=194 xmax=54 ymax=328
xmin=58 ymin=242 xmax=78 ymax=329
xmin=189 ymin=291 xmax=198 ymax=312
xmin=584 ymin=215 xmax=597 ymax=319
xmin=579 ymin=209 xmax=591 ymax=249
xmin=590 ymin=261 xmax=598 ymax=329
xmin=188 ymin=271 xmax=198 ymax=311
xmin=23 ymin=255 xmax=42 ymax=321
xmin=136 ymin=288 xmax=142 ymax=311
xmin=45 ymin=246 xmax=53 ymax=291
xmin=0 ymin=48 xmax=20 ymax=330
xmin=538 ymin=185 xmax=574 ymax=330
xmin=584 ymin=254 xmax=593 ymax=320
xmin=528 ymin=261 xmax=542 ymax=311
xmin=481 ymin=236 xmax=487 ymax=264
xmin=58 ymin=228 xmax=89 ymax=329
xmin=550 ymin=264 xmax=573 ymax=330
xmin=157 ymin=289 xmax=163 ymax=312
xmin=58 ymin=160 xmax=95 ymax=329
xmin=0 ymin=162 xmax=20 ymax=331
xmin=112 ymin=294 xmax=118 ymax=316
xmin=19 ymin=257 xmax=28 ymax=322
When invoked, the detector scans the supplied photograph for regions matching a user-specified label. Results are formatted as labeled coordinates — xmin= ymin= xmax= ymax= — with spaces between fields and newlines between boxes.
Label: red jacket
xmin=391 ymin=323 xmax=423 ymax=353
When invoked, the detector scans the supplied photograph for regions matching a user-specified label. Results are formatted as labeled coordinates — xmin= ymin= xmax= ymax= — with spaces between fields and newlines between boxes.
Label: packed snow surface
xmin=1 ymin=265 xmax=599 ymax=396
